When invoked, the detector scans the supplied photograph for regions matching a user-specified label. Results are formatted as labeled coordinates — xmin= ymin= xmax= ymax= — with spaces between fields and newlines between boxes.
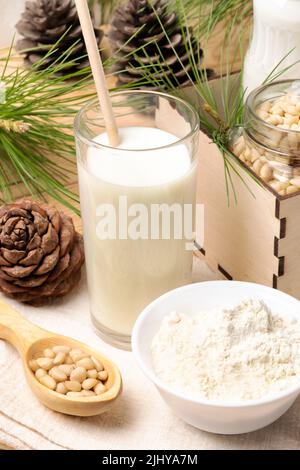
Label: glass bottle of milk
xmin=75 ymin=91 xmax=199 ymax=349
xmin=243 ymin=0 xmax=300 ymax=96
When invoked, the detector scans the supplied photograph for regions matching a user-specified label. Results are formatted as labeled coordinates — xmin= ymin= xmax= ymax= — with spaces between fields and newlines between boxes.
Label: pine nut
xmin=49 ymin=367 xmax=67 ymax=382
xmin=252 ymin=159 xmax=264 ymax=174
xmin=29 ymin=359 xmax=39 ymax=372
xmin=36 ymin=357 xmax=53 ymax=371
xmin=91 ymin=357 xmax=104 ymax=371
xmin=284 ymin=115 xmax=299 ymax=126
xmin=286 ymin=105 xmax=298 ymax=115
xmin=87 ymin=369 xmax=98 ymax=379
xmin=266 ymin=114 xmax=283 ymax=126
xmin=270 ymin=106 xmax=284 ymax=116
xmin=268 ymin=130 xmax=282 ymax=146
xmin=66 ymin=391 xmax=82 ymax=397
xmin=29 ymin=344 xmax=109 ymax=398
xmin=257 ymin=110 xmax=269 ymax=120
xmin=270 ymin=169 xmax=292 ymax=182
xmin=260 ymin=163 xmax=273 ymax=182
xmin=273 ymin=174 xmax=290 ymax=186
xmin=269 ymin=180 xmax=283 ymax=192
xmin=56 ymin=383 xmax=67 ymax=394
xmin=76 ymin=357 xmax=95 ymax=370
xmin=80 ymin=390 xmax=96 ymax=397
xmin=290 ymin=177 xmax=300 ymax=187
xmin=257 ymin=146 xmax=265 ymax=156
xmin=39 ymin=374 xmax=56 ymax=390
xmin=286 ymin=185 xmax=299 ymax=195
xmin=250 ymin=148 xmax=260 ymax=162
xmin=260 ymin=100 xmax=271 ymax=112
xmin=70 ymin=348 xmax=84 ymax=355
xmin=82 ymin=378 xmax=98 ymax=390
xmin=98 ymin=370 xmax=108 ymax=381
xmin=70 ymin=367 xmax=87 ymax=383
xmin=94 ymin=382 xmax=106 ymax=395
xmin=65 ymin=355 xmax=74 ymax=365
xmin=279 ymin=189 xmax=287 ymax=196
xmin=65 ymin=381 xmax=82 ymax=392
xmin=35 ymin=368 xmax=47 ymax=380
xmin=72 ymin=352 xmax=90 ymax=362
xmin=232 ymin=93 xmax=300 ymax=195
xmin=52 ymin=345 xmax=71 ymax=354
xmin=69 ymin=348 xmax=86 ymax=362
xmin=58 ymin=364 xmax=74 ymax=376
xmin=43 ymin=348 xmax=55 ymax=359
xmin=233 ymin=142 xmax=244 ymax=157
xmin=53 ymin=352 xmax=66 ymax=365
xmin=234 ymin=135 xmax=244 ymax=147
xmin=232 ymin=136 xmax=245 ymax=156
xmin=244 ymin=147 xmax=252 ymax=160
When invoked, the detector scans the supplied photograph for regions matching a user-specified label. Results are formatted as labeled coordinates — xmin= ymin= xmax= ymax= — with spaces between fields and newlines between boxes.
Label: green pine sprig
xmin=0 ymin=37 xmax=100 ymax=214
xmin=112 ymin=0 xmax=254 ymax=203
xmin=173 ymin=0 xmax=252 ymax=34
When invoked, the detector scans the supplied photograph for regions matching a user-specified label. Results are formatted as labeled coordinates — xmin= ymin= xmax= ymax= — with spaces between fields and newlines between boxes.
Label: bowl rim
xmin=132 ymin=280 xmax=300 ymax=408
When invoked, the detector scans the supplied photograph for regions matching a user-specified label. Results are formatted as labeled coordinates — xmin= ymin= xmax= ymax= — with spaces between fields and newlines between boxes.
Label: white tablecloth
xmin=0 ymin=258 xmax=299 ymax=450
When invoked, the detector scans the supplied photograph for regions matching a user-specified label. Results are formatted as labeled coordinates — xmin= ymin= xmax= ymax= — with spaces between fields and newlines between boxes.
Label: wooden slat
xmin=197 ymin=131 xmax=281 ymax=287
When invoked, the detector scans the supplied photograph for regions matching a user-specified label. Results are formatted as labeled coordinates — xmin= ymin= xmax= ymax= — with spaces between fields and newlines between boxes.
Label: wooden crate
xmin=196 ymin=131 xmax=300 ymax=299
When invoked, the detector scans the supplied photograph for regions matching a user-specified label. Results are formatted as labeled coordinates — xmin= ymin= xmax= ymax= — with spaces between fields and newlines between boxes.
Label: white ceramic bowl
xmin=132 ymin=281 xmax=300 ymax=435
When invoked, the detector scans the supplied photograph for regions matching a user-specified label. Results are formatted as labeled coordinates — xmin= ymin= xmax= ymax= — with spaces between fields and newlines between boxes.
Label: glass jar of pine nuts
xmin=232 ymin=80 xmax=300 ymax=197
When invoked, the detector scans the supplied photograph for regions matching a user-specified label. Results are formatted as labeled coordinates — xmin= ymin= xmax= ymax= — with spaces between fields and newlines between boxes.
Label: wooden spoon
xmin=0 ymin=299 xmax=122 ymax=416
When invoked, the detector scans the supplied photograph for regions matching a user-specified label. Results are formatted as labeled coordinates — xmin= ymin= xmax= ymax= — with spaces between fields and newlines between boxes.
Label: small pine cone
xmin=108 ymin=0 xmax=211 ymax=88
xmin=0 ymin=200 xmax=84 ymax=305
xmin=15 ymin=0 xmax=102 ymax=74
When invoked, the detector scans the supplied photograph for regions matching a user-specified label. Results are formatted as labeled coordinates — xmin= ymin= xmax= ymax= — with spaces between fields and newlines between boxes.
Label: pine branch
xmin=88 ymin=0 xmax=121 ymax=26
xmin=113 ymin=0 xmax=254 ymax=203
xmin=0 ymin=38 xmax=101 ymax=214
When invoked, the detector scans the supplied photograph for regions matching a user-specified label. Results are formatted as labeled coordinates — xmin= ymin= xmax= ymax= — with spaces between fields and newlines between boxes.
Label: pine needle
xmin=112 ymin=0 xmax=262 ymax=204
xmin=0 ymin=37 xmax=101 ymax=214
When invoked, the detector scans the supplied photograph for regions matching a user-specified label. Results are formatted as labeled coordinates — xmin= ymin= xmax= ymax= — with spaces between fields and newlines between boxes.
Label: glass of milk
xmin=75 ymin=90 xmax=199 ymax=349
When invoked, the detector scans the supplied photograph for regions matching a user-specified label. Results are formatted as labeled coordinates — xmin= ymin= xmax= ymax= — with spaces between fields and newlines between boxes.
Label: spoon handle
xmin=0 ymin=299 xmax=48 ymax=355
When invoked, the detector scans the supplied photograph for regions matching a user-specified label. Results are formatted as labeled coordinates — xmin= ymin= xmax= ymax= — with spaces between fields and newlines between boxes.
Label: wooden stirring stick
xmin=75 ymin=0 xmax=120 ymax=147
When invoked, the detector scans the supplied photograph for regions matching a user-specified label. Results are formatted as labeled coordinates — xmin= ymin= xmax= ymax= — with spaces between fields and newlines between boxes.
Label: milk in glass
xmin=78 ymin=126 xmax=197 ymax=338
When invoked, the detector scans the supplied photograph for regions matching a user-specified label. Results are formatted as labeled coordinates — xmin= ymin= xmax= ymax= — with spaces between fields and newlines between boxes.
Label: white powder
xmin=151 ymin=299 xmax=300 ymax=401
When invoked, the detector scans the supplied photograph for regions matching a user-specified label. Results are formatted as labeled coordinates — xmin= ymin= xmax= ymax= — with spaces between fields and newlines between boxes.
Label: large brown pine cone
xmin=0 ymin=200 xmax=84 ymax=305
xmin=16 ymin=0 xmax=102 ymax=74
xmin=108 ymin=0 xmax=212 ymax=88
